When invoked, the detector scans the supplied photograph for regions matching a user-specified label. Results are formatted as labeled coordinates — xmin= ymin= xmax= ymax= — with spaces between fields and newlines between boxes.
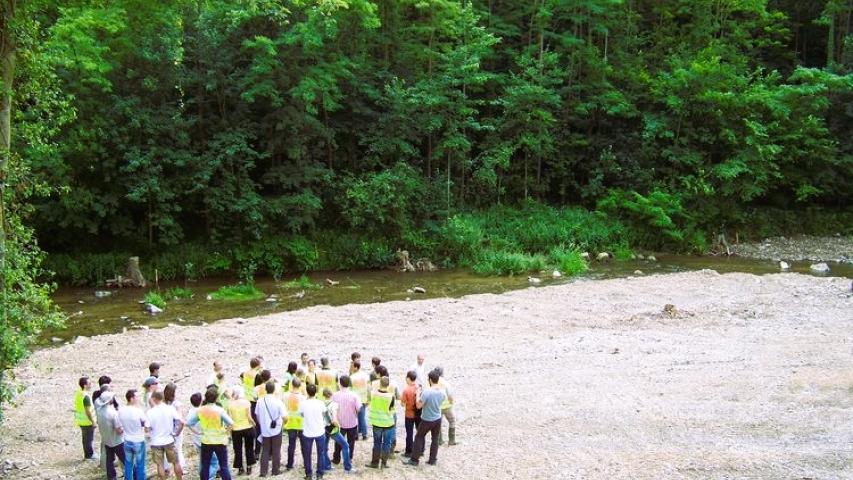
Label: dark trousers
xmin=411 ymin=418 xmax=441 ymax=463
xmin=299 ymin=434 xmax=326 ymax=478
xmin=286 ymin=429 xmax=301 ymax=469
xmin=259 ymin=433 xmax=282 ymax=476
xmin=404 ymin=417 xmax=419 ymax=454
xmin=231 ymin=427 xmax=256 ymax=469
xmin=80 ymin=425 xmax=94 ymax=458
xmin=250 ymin=401 xmax=261 ymax=452
xmin=201 ymin=444 xmax=232 ymax=480
xmin=333 ymin=427 xmax=358 ymax=463
xmin=105 ymin=443 xmax=126 ymax=480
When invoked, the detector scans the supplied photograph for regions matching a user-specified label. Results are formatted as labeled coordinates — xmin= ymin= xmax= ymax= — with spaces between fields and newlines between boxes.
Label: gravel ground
xmin=0 ymin=271 xmax=851 ymax=479
xmin=733 ymin=235 xmax=853 ymax=263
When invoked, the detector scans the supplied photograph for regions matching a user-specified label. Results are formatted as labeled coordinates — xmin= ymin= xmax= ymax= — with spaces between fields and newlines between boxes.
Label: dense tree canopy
xmin=6 ymin=0 xmax=853 ymax=259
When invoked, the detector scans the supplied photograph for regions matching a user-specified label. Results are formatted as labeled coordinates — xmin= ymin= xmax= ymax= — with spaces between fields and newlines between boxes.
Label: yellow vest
xmin=351 ymin=372 xmax=369 ymax=404
xmin=317 ymin=369 xmax=338 ymax=399
xmin=368 ymin=389 xmax=394 ymax=428
xmin=243 ymin=368 xmax=259 ymax=401
xmin=74 ymin=390 xmax=92 ymax=426
xmin=284 ymin=392 xmax=304 ymax=430
xmin=197 ymin=405 xmax=229 ymax=445
xmin=437 ymin=379 xmax=451 ymax=410
xmin=228 ymin=399 xmax=253 ymax=431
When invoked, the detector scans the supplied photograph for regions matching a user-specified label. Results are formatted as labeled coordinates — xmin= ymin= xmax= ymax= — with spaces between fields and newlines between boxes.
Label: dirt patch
xmin=733 ymin=234 xmax=853 ymax=263
xmin=1 ymin=271 xmax=851 ymax=479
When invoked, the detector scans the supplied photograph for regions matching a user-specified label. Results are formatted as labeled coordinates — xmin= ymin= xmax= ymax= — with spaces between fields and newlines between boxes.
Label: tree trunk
xmin=523 ymin=150 xmax=529 ymax=200
xmin=827 ymin=1 xmax=837 ymax=68
xmin=446 ymin=151 xmax=451 ymax=218
xmin=0 ymin=0 xmax=17 ymax=319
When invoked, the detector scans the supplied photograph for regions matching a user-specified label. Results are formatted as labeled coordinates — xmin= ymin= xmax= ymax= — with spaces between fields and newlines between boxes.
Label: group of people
xmin=73 ymin=353 xmax=458 ymax=479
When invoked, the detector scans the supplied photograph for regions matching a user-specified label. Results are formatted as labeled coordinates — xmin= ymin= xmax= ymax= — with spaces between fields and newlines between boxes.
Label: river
xmin=45 ymin=254 xmax=853 ymax=344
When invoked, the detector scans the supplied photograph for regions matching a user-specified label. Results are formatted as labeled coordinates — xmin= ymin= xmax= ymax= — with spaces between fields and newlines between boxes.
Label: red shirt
xmin=401 ymin=384 xmax=418 ymax=419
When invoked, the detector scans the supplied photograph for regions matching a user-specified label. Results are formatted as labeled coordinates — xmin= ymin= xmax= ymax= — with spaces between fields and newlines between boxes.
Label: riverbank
xmin=2 ymin=270 xmax=852 ymax=479
xmin=733 ymin=234 xmax=853 ymax=263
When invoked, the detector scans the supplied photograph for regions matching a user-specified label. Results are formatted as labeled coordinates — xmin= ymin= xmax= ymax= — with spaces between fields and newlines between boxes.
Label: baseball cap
xmin=143 ymin=376 xmax=159 ymax=388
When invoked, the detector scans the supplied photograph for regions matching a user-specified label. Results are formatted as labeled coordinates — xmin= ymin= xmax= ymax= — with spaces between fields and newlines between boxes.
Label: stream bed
xmin=45 ymin=254 xmax=853 ymax=344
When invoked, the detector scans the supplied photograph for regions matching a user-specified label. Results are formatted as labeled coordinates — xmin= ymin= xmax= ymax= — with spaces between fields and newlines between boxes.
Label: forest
xmin=1 ymin=0 xmax=852 ymax=287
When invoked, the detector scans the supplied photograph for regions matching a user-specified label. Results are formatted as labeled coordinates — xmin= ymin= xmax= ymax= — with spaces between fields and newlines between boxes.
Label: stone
xmin=120 ymin=315 xmax=129 ymax=320
xmin=144 ymin=303 xmax=163 ymax=314
xmin=73 ymin=336 xmax=88 ymax=344
xmin=552 ymin=270 xmax=562 ymax=278
xmin=779 ymin=260 xmax=790 ymax=270
xmin=637 ymin=254 xmax=645 ymax=260
xmin=94 ymin=290 xmax=112 ymax=298
xmin=413 ymin=286 xmax=426 ymax=294
xmin=51 ymin=337 xmax=63 ymax=343
xmin=810 ymin=262 xmax=830 ymax=273
xmin=634 ymin=270 xmax=643 ymax=275
xmin=597 ymin=252 xmax=611 ymax=262
xmin=527 ymin=277 xmax=542 ymax=284
xmin=580 ymin=252 xmax=590 ymax=260
xmin=647 ymin=255 xmax=657 ymax=262
xmin=265 ymin=297 xmax=277 ymax=302
xmin=206 ymin=294 xmax=213 ymax=300
xmin=326 ymin=278 xmax=340 ymax=286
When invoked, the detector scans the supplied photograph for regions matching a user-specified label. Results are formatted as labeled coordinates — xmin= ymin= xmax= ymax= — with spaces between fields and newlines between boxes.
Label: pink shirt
xmin=331 ymin=389 xmax=360 ymax=429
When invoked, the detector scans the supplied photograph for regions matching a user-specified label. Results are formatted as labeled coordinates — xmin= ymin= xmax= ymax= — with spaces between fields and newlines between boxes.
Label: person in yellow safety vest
xmin=365 ymin=376 xmax=396 ymax=469
xmin=316 ymin=356 xmax=339 ymax=401
xmin=350 ymin=360 xmax=370 ymax=440
xmin=369 ymin=365 xmax=400 ymax=456
xmin=290 ymin=371 xmax=307 ymax=396
xmin=283 ymin=377 xmax=305 ymax=471
xmin=226 ymin=389 xmax=256 ymax=475
xmin=242 ymin=357 xmax=263 ymax=457
xmin=74 ymin=376 xmax=97 ymax=461
xmin=187 ymin=388 xmax=235 ymax=480
xmin=433 ymin=367 xmax=458 ymax=446
xmin=253 ymin=369 xmax=274 ymax=400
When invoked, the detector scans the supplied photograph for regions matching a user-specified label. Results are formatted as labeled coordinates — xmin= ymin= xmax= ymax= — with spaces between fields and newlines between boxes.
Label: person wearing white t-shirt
xmin=256 ymin=381 xmax=285 ymax=476
xmin=410 ymin=354 xmax=427 ymax=388
xmin=298 ymin=384 xmax=328 ymax=480
xmin=147 ymin=391 xmax=184 ymax=480
xmin=118 ymin=389 xmax=148 ymax=480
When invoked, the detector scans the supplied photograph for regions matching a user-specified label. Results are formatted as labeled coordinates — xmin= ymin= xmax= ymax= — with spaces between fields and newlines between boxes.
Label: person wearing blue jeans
xmin=299 ymin=384 xmax=329 ymax=479
xmin=365 ymin=377 xmax=396 ymax=469
xmin=357 ymin=404 xmax=367 ymax=439
xmin=123 ymin=441 xmax=146 ymax=480
xmin=321 ymin=388 xmax=353 ymax=473
xmin=197 ymin=445 xmax=220 ymax=478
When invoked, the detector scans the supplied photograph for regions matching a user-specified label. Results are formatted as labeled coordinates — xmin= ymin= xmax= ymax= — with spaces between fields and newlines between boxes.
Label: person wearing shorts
xmin=147 ymin=391 xmax=184 ymax=479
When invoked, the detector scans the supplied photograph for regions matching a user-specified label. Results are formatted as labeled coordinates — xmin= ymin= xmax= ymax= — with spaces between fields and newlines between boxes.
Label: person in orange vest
xmin=283 ymin=377 xmax=305 ymax=471
xmin=227 ymin=389 xmax=256 ymax=475
xmin=350 ymin=360 xmax=370 ymax=440
xmin=74 ymin=376 xmax=97 ymax=461
xmin=316 ymin=356 xmax=339 ymax=401
xmin=186 ymin=388 xmax=235 ymax=480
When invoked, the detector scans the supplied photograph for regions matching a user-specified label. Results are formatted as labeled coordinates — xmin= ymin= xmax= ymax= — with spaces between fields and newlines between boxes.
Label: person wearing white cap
xmin=95 ymin=390 xmax=126 ymax=480
xmin=142 ymin=376 xmax=160 ymax=411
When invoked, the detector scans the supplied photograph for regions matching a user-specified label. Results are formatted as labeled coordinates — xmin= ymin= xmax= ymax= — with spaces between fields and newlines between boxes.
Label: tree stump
xmin=126 ymin=256 xmax=147 ymax=287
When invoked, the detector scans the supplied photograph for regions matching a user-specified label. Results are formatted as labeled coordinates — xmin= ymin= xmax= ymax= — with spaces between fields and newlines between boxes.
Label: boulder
xmin=552 ymin=270 xmax=562 ymax=278
xmin=810 ymin=262 xmax=830 ymax=273
xmin=596 ymin=252 xmax=611 ymax=262
xmin=647 ymin=255 xmax=657 ymax=262
xmin=527 ymin=277 xmax=542 ymax=284
xmin=580 ymin=252 xmax=590 ymax=260
xmin=779 ymin=260 xmax=790 ymax=270
xmin=634 ymin=270 xmax=643 ymax=275
xmin=144 ymin=303 xmax=163 ymax=314
xmin=413 ymin=286 xmax=426 ymax=294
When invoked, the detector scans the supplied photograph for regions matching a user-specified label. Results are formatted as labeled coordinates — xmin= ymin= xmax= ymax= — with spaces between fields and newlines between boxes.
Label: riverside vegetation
xmin=0 ymin=1 xmax=851 ymax=411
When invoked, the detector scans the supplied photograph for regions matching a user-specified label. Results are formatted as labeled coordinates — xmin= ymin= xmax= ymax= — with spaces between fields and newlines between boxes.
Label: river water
xmin=45 ymin=255 xmax=853 ymax=344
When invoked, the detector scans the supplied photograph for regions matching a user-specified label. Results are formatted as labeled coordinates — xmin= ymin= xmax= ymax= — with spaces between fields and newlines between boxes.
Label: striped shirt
xmin=330 ymin=388 xmax=360 ymax=429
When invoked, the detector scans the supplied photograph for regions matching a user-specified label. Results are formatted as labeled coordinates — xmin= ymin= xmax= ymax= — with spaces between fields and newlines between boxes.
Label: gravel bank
xmin=733 ymin=234 xmax=853 ymax=263
xmin=1 ymin=271 xmax=851 ymax=479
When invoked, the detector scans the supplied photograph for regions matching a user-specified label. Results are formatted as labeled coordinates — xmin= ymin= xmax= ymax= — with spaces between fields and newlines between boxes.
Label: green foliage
xmin=209 ymin=284 xmax=265 ymax=301
xmin=142 ymin=291 xmax=166 ymax=309
xmin=472 ymin=250 xmax=548 ymax=276
xmin=163 ymin=287 xmax=193 ymax=300
xmin=549 ymin=246 xmax=590 ymax=276
xmin=280 ymin=274 xmax=319 ymax=290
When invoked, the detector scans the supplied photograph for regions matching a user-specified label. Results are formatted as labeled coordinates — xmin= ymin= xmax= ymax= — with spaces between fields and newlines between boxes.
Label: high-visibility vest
xmin=325 ymin=400 xmax=340 ymax=435
xmin=305 ymin=371 xmax=317 ymax=386
xmin=228 ymin=399 xmax=253 ymax=431
xmin=197 ymin=405 xmax=229 ymax=445
xmin=288 ymin=379 xmax=306 ymax=396
xmin=368 ymin=389 xmax=394 ymax=428
xmin=351 ymin=372 xmax=369 ymax=404
xmin=438 ymin=379 xmax=451 ymax=410
xmin=284 ymin=392 xmax=304 ymax=430
xmin=243 ymin=368 xmax=259 ymax=401
xmin=74 ymin=390 xmax=92 ymax=426
xmin=317 ymin=369 xmax=338 ymax=399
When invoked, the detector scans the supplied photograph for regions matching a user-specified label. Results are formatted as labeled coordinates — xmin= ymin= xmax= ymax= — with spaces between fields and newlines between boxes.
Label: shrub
xmin=163 ymin=287 xmax=193 ymax=299
xmin=281 ymin=274 xmax=319 ymax=289
xmin=549 ymin=246 xmax=589 ymax=276
xmin=209 ymin=284 xmax=265 ymax=301
xmin=472 ymin=250 xmax=548 ymax=276
xmin=143 ymin=291 xmax=166 ymax=309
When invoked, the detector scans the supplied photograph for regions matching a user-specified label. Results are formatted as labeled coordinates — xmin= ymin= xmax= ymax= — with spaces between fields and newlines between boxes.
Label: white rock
xmin=527 ymin=277 xmax=542 ymax=284
xmin=637 ymin=254 xmax=645 ymax=260
xmin=634 ymin=270 xmax=643 ymax=275
xmin=552 ymin=270 xmax=562 ymax=278
xmin=51 ymin=337 xmax=63 ymax=343
xmin=580 ymin=252 xmax=590 ymax=260
xmin=597 ymin=252 xmax=611 ymax=261
xmin=413 ymin=286 xmax=426 ymax=294
xmin=779 ymin=260 xmax=790 ymax=270
xmin=265 ymin=297 xmax=277 ymax=302
xmin=144 ymin=303 xmax=163 ymax=314
xmin=94 ymin=290 xmax=112 ymax=298
xmin=647 ymin=255 xmax=657 ymax=262
xmin=206 ymin=294 xmax=213 ymax=300
xmin=810 ymin=262 xmax=830 ymax=273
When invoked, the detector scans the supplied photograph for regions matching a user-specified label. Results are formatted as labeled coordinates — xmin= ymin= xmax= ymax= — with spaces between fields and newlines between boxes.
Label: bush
xmin=163 ymin=287 xmax=193 ymax=299
xmin=143 ymin=291 xmax=167 ymax=309
xmin=281 ymin=274 xmax=319 ymax=289
xmin=472 ymin=250 xmax=548 ymax=276
xmin=549 ymin=246 xmax=589 ymax=276
xmin=209 ymin=284 xmax=265 ymax=301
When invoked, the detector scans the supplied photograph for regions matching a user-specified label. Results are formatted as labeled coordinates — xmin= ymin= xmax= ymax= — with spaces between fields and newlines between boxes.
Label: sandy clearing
xmin=0 ymin=270 xmax=851 ymax=479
